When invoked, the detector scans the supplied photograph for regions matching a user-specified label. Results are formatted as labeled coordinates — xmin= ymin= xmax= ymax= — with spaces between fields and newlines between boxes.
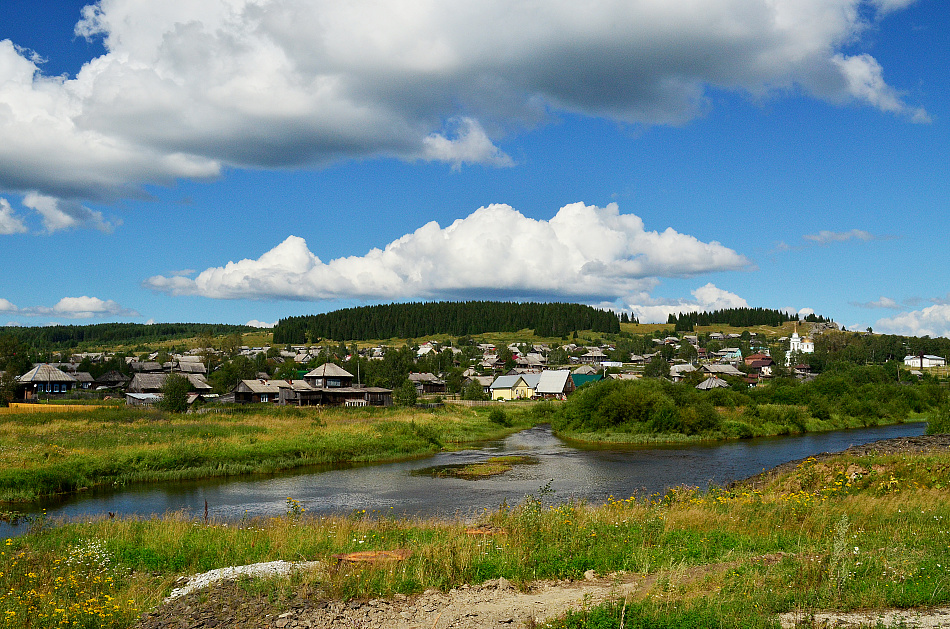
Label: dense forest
xmin=272 ymin=301 xmax=622 ymax=343
xmin=0 ymin=323 xmax=253 ymax=350
xmin=666 ymin=307 xmax=827 ymax=331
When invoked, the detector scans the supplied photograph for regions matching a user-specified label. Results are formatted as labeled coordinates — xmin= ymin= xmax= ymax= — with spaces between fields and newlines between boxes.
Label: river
xmin=1 ymin=421 xmax=926 ymax=536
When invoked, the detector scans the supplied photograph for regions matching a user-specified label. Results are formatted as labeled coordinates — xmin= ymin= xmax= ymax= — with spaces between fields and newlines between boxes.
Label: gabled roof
xmin=17 ymin=364 xmax=77 ymax=383
xmin=95 ymin=370 xmax=130 ymax=385
xmin=520 ymin=373 xmax=542 ymax=389
xmin=408 ymin=372 xmax=444 ymax=384
xmin=304 ymin=363 xmax=354 ymax=379
xmin=696 ymin=376 xmax=730 ymax=390
xmin=490 ymin=375 xmax=525 ymax=390
xmin=536 ymin=370 xmax=571 ymax=394
xmin=237 ymin=379 xmax=288 ymax=394
xmin=701 ymin=364 xmax=744 ymax=376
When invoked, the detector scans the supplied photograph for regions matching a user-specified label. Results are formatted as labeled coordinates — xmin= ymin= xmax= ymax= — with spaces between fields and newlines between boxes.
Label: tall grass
xmin=0 ymin=404 xmax=539 ymax=502
xmin=3 ymin=448 xmax=949 ymax=628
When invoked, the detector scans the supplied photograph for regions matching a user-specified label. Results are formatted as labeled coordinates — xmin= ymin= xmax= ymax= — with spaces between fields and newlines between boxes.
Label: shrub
xmin=927 ymin=403 xmax=950 ymax=435
xmin=488 ymin=408 xmax=511 ymax=427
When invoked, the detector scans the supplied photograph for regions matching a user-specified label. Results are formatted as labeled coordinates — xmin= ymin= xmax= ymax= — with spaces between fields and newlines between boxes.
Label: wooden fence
xmin=0 ymin=403 xmax=111 ymax=415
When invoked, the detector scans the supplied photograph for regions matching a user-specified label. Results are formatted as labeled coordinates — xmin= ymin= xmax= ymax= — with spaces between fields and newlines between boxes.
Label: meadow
xmin=0 ymin=404 xmax=538 ymax=503
xmin=2 ymin=446 xmax=949 ymax=628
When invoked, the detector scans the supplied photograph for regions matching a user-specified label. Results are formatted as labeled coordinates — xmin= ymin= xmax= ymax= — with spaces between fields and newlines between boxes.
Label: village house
xmin=128 ymin=373 xmax=212 ymax=394
xmin=700 ymin=364 xmax=744 ymax=378
xmin=670 ymin=364 xmax=697 ymax=382
xmin=534 ymin=370 xmax=575 ymax=399
xmin=233 ymin=379 xmax=286 ymax=404
xmin=16 ymin=364 xmax=78 ymax=399
xmin=903 ymin=354 xmax=947 ymax=369
xmin=408 ymin=372 xmax=446 ymax=395
xmin=263 ymin=363 xmax=394 ymax=407
xmin=489 ymin=374 xmax=533 ymax=400
xmin=577 ymin=348 xmax=608 ymax=364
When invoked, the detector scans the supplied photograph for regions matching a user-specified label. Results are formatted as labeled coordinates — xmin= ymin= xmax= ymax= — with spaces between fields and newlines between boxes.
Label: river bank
xmin=0 ymin=404 xmax=541 ymax=504
xmin=5 ymin=433 xmax=947 ymax=629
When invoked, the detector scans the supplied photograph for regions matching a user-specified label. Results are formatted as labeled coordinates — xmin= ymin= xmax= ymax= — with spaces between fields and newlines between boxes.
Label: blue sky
xmin=1 ymin=0 xmax=948 ymax=337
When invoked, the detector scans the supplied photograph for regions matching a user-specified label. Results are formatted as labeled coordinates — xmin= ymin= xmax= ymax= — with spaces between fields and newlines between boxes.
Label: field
xmin=2 ymin=444 xmax=949 ymax=628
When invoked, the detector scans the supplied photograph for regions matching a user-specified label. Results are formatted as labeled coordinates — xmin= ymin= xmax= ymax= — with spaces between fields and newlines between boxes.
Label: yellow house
xmin=489 ymin=375 xmax=530 ymax=400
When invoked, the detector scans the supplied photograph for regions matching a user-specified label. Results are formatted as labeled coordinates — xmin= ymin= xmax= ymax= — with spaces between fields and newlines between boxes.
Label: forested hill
xmin=667 ymin=307 xmax=829 ymax=331
xmin=0 ymin=323 xmax=254 ymax=350
xmin=272 ymin=301 xmax=621 ymax=343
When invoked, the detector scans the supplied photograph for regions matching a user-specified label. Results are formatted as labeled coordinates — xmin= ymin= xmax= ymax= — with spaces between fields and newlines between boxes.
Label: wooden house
xmin=16 ymin=364 xmax=78 ymax=399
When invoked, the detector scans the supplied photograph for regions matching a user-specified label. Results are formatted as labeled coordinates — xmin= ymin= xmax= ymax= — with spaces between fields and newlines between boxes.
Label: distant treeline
xmin=666 ymin=307 xmax=827 ymax=331
xmin=0 ymin=323 xmax=254 ymax=350
xmin=273 ymin=301 xmax=622 ymax=343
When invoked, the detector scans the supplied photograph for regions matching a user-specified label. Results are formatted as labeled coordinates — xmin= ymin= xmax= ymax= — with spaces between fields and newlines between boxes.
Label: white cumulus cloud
xmin=246 ymin=320 xmax=276 ymax=328
xmin=7 ymin=296 xmax=140 ymax=319
xmin=145 ymin=202 xmax=750 ymax=303
xmin=627 ymin=283 xmax=749 ymax=324
xmin=876 ymin=305 xmax=950 ymax=338
xmin=0 ymin=0 xmax=928 ymax=216
xmin=23 ymin=193 xmax=116 ymax=233
xmin=0 ymin=198 xmax=27 ymax=235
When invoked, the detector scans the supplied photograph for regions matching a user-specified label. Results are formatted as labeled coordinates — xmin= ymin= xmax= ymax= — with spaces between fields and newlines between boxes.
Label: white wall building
xmin=903 ymin=354 xmax=947 ymax=369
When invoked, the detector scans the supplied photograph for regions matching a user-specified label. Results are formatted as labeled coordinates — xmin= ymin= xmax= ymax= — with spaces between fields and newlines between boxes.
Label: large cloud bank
xmin=876 ymin=305 xmax=950 ymax=339
xmin=0 ymin=0 xmax=928 ymax=213
xmin=145 ymin=202 xmax=750 ymax=303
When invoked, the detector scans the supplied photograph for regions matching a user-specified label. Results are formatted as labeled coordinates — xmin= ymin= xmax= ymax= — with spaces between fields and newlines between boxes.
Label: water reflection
xmin=1 ymin=422 xmax=926 ymax=536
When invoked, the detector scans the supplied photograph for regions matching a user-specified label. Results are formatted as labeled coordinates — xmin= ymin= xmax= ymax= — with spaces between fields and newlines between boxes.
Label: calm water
xmin=2 ymin=422 xmax=926 ymax=536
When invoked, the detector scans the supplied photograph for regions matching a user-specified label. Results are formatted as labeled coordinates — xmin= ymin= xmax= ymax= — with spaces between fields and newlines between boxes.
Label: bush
xmin=488 ymin=408 xmax=511 ymax=427
xmin=393 ymin=379 xmax=418 ymax=407
xmin=158 ymin=373 xmax=191 ymax=413
xmin=927 ymin=404 xmax=950 ymax=435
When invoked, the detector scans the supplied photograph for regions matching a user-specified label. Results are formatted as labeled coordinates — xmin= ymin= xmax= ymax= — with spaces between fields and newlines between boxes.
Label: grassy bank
xmin=552 ymin=368 xmax=947 ymax=445
xmin=3 ymin=447 xmax=949 ymax=628
xmin=0 ymin=404 xmax=540 ymax=503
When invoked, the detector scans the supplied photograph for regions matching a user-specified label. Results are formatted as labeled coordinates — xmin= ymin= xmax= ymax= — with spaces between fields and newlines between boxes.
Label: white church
xmin=785 ymin=327 xmax=814 ymax=366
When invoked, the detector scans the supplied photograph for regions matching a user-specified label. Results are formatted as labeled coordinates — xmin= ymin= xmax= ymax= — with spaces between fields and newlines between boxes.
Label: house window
xmin=260 ymin=394 xmax=269 ymax=403
xmin=327 ymin=378 xmax=341 ymax=387
xmin=53 ymin=384 xmax=60 ymax=393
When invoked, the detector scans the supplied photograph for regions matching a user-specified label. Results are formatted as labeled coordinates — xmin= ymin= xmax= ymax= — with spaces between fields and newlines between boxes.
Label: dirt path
xmin=137 ymin=569 xmax=658 ymax=629
xmin=136 ymin=564 xmax=950 ymax=629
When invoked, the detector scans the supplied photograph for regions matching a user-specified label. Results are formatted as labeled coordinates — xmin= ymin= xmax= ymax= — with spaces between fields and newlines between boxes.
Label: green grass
xmin=0 ymin=404 xmax=541 ymax=502
xmin=412 ymin=455 xmax=539 ymax=479
xmin=4 ymin=448 xmax=950 ymax=628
